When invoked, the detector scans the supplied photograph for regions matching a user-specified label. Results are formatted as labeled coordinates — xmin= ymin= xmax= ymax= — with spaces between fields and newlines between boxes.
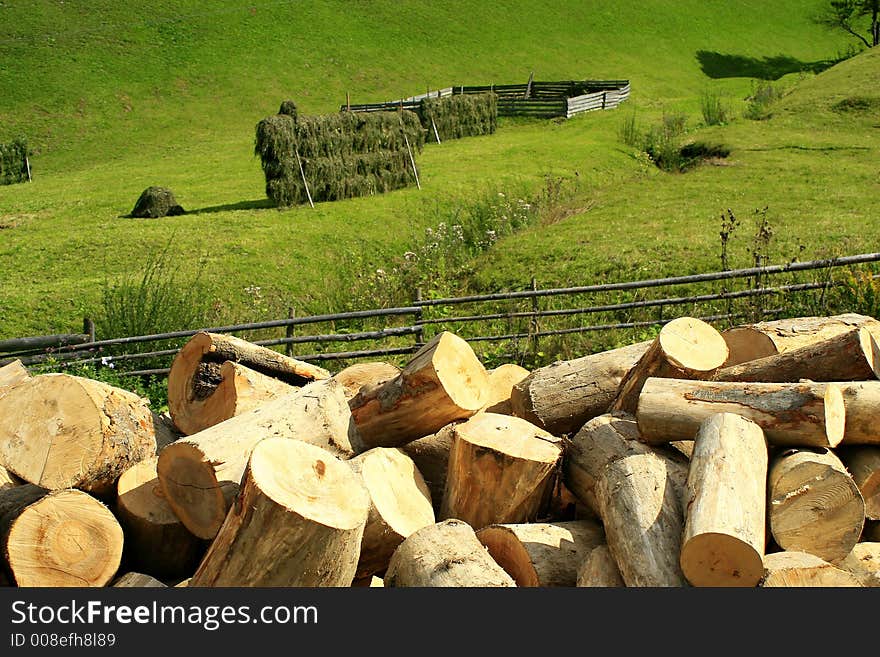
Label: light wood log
xmin=838 ymin=542 xmax=880 ymax=587
xmin=158 ymin=378 xmax=359 ymax=540
xmin=0 ymin=485 xmax=123 ymax=587
xmin=174 ymin=578 xmax=191 ymax=587
xmin=636 ymin=378 xmax=845 ymax=448
xmin=113 ymin=572 xmax=166 ymax=587
xmin=400 ymin=423 xmax=456 ymax=513
xmin=116 ymin=456 xmax=203 ymax=579
xmin=594 ymin=452 xmax=687 ymax=587
xmin=351 ymin=575 xmax=384 ymax=587
xmin=577 ymin=545 xmax=625 ymax=587
xmin=838 ymin=447 xmax=880 ymax=520
xmin=839 ymin=382 xmax=880 ymax=445
xmin=563 ymin=413 xmax=688 ymax=515
xmin=0 ymin=360 xmax=29 ymax=390
xmin=347 ymin=447 xmax=435 ymax=578
xmin=168 ymin=331 xmax=329 ymax=435
xmin=714 ymin=328 xmax=880 ymax=383
xmin=0 ymin=465 xmax=21 ymax=492
xmin=510 ymin=341 xmax=651 ymax=435
xmin=476 ymin=520 xmax=604 ymax=586
xmin=761 ymin=551 xmax=862 ymax=587
xmin=334 ymin=362 xmax=400 ymax=400
xmin=722 ymin=313 xmax=880 ymax=366
xmin=440 ymin=413 xmax=562 ymax=530
xmin=482 ymin=364 xmax=530 ymax=415
xmin=768 ymin=448 xmax=865 ymax=563
xmin=680 ymin=413 xmax=768 ymax=587
xmin=384 ymin=519 xmax=515 ymax=587
xmin=611 ymin=317 xmax=728 ymax=414
xmin=190 ymin=438 xmax=370 ymax=587
xmin=349 ymin=331 xmax=489 ymax=449
xmin=0 ymin=373 xmax=173 ymax=495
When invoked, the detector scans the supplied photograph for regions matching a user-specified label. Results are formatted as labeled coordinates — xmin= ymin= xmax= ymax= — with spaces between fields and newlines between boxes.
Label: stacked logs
xmin=0 ymin=313 xmax=878 ymax=588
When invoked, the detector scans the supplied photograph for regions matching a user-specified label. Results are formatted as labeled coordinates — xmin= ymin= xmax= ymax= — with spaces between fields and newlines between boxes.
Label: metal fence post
xmin=413 ymin=288 xmax=425 ymax=350
xmin=529 ymin=277 xmax=539 ymax=356
xmin=285 ymin=307 xmax=295 ymax=357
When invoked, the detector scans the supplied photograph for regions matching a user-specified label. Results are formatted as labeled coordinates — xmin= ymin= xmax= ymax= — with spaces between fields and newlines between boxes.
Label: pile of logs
xmin=0 ymin=314 xmax=878 ymax=588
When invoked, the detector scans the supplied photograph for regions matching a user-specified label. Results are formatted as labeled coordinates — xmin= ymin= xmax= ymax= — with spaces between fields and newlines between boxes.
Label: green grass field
xmin=1 ymin=0 xmax=877 ymax=341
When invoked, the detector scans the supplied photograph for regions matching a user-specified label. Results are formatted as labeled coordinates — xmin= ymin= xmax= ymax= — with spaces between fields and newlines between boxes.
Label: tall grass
xmin=700 ymin=89 xmax=731 ymax=126
xmin=744 ymin=81 xmax=784 ymax=120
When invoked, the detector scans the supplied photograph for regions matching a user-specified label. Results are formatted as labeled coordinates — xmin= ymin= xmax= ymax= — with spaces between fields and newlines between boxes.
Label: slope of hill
xmin=0 ymin=1 xmax=865 ymax=339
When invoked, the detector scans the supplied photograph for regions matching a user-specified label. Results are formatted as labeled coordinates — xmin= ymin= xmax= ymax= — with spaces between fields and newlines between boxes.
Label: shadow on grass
xmin=696 ymin=51 xmax=839 ymax=80
xmin=190 ymin=198 xmax=276 ymax=215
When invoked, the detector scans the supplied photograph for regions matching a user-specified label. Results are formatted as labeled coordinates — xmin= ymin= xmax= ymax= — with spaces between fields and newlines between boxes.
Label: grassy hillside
xmin=0 ymin=0 xmax=867 ymax=340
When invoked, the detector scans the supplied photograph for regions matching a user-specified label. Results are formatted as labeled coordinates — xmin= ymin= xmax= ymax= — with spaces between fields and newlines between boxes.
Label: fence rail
xmin=3 ymin=252 xmax=879 ymax=377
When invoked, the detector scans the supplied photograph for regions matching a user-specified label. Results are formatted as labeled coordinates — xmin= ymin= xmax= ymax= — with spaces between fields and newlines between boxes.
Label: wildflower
xmin=100 ymin=356 xmax=115 ymax=369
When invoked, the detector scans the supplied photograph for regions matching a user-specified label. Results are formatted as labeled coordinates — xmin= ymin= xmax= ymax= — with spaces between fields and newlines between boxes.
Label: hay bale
xmin=420 ymin=93 xmax=497 ymax=141
xmin=254 ymin=104 xmax=425 ymax=207
xmin=0 ymin=137 xmax=29 ymax=186
xmin=130 ymin=187 xmax=185 ymax=219
xmin=278 ymin=100 xmax=298 ymax=119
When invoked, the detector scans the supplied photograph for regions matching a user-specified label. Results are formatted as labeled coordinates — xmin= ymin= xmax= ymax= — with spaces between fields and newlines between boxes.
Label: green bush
xmin=700 ymin=89 xmax=731 ymax=126
xmin=744 ymin=81 xmax=783 ymax=120
xmin=0 ymin=137 xmax=29 ymax=185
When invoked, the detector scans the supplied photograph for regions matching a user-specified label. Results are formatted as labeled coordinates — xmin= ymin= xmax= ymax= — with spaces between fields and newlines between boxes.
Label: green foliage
xmin=94 ymin=240 xmax=217 ymax=368
xmin=832 ymin=95 xmax=880 ymax=112
xmin=744 ymin=81 xmax=784 ymax=119
xmin=254 ymin=109 xmax=425 ymax=207
xmin=816 ymin=0 xmax=879 ymax=48
xmin=699 ymin=89 xmax=731 ymax=126
xmin=419 ymin=93 xmax=497 ymax=141
xmin=0 ymin=137 xmax=29 ymax=185
xmin=643 ymin=113 xmax=689 ymax=172
xmin=617 ymin=112 xmax=642 ymax=148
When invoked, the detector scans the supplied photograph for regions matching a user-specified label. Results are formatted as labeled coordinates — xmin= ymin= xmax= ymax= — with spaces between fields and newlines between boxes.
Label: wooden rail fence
xmin=3 ymin=252 xmax=878 ymax=376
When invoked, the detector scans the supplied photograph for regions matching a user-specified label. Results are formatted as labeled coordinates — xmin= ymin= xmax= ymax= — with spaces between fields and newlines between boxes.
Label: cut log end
xmin=659 ymin=317 xmax=729 ymax=373
xmin=761 ymin=551 xmax=863 ymax=587
xmin=249 ymin=438 xmax=368 ymax=531
xmin=157 ymin=442 xmax=227 ymax=540
xmin=680 ymin=532 xmax=764 ymax=587
xmin=7 ymin=489 xmax=123 ymax=587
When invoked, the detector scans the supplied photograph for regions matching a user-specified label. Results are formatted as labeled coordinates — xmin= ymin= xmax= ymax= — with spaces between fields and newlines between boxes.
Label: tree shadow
xmin=696 ymin=50 xmax=839 ymax=80
xmin=190 ymin=198 xmax=276 ymax=215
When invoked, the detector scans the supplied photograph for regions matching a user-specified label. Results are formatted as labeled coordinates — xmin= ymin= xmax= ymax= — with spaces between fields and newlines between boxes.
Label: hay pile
xmin=130 ymin=186 xmax=186 ymax=219
xmin=255 ymin=101 xmax=425 ymax=207
xmin=419 ymin=93 xmax=497 ymax=141
xmin=0 ymin=138 xmax=29 ymax=185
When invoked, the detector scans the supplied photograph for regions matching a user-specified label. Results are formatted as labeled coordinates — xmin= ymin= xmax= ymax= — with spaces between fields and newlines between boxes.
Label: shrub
xmin=744 ymin=81 xmax=783 ymax=120
xmin=700 ymin=89 xmax=731 ymax=126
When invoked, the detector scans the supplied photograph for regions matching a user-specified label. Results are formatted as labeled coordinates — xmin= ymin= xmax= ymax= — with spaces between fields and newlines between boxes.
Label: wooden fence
xmin=4 ymin=252 xmax=878 ymax=376
xmin=342 ymin=79 xmax=630 ymax=120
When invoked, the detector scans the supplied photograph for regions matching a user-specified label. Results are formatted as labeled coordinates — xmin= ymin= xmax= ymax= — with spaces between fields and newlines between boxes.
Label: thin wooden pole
xmin=431 ymin=117 xmax=441 ymax=144
xmin=25 ymin=155 xmax=31 ymax=182
xmin=399 ymin=112 xmax=421 ymax=190
xmin=346 ymin=92 xmax=351 ymax=112
xmin=294 ymin=147 xmax=315 ymax=208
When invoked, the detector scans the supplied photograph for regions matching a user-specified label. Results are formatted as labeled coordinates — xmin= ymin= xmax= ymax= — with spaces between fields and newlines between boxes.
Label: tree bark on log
xmin=347 ymin=447 xmax=435 ymax=579
xmin=838 ymin=447 xmax=880 ymax=520
xmin=839 ymin=382 xmax=880 ymax=445
xmin=577 ymin=545 xmax=625 ymax=587
xmin=349 ymin=332 xmax=489 ymax=449
xmin=611 ymin=317 xmax=729 ymax=414
xmin=0 ymin=360 xmax=29 ymax=390
xmin=636 ymin=378 xmax=846 ymax=449
xmin=383 ymin=519 xmax=515 ymax=587
xmin=721 ymin=313 xmax=880 ymax=367
xmin=761 ymin=551 xmax=862 ymax=587
xmin=838 ymin=542 xmax=880 ymax=587
xmin=158 ymin=378 xmax=359 ymax=540
xmin=0 ymin=374 xmax=172 ymax=496
xmin=440 ymin=413 xmax=562 ymax=530
xmin=714 ymin=328 xmax=880 ymax=383
xmin=168 ymin=331 xmax=329 ymax=435
xmin=116 ymin=456 xmax=204 ymax=579
xmin=768 ymin=448 xmax=865 ymax=563
xmin=0 ymin=485 xmax=123 ymax=587
xmin=190 ymin=438 xmax=370 ymax=587
xmin=594 ymin=453 xmax=687 ymax=587
xmin=562 ymin=413 xmax=688 ymax=515
xmin=510 ymin=341 xmax=651 ymax=435
xmin=476 ymin=520 xmax=604 ymax=586
xmin=334 ymin=362 xmax=400 ymax=401
xmin=680 ymin=413 xmax=768 ymax=587
xmin=113 ymin=572 xmax=166 ymax=587
xmin=482 ymin=364 xmax=530 ymax=415
xmin=400 ymin=423 xmax=456 ymax=514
